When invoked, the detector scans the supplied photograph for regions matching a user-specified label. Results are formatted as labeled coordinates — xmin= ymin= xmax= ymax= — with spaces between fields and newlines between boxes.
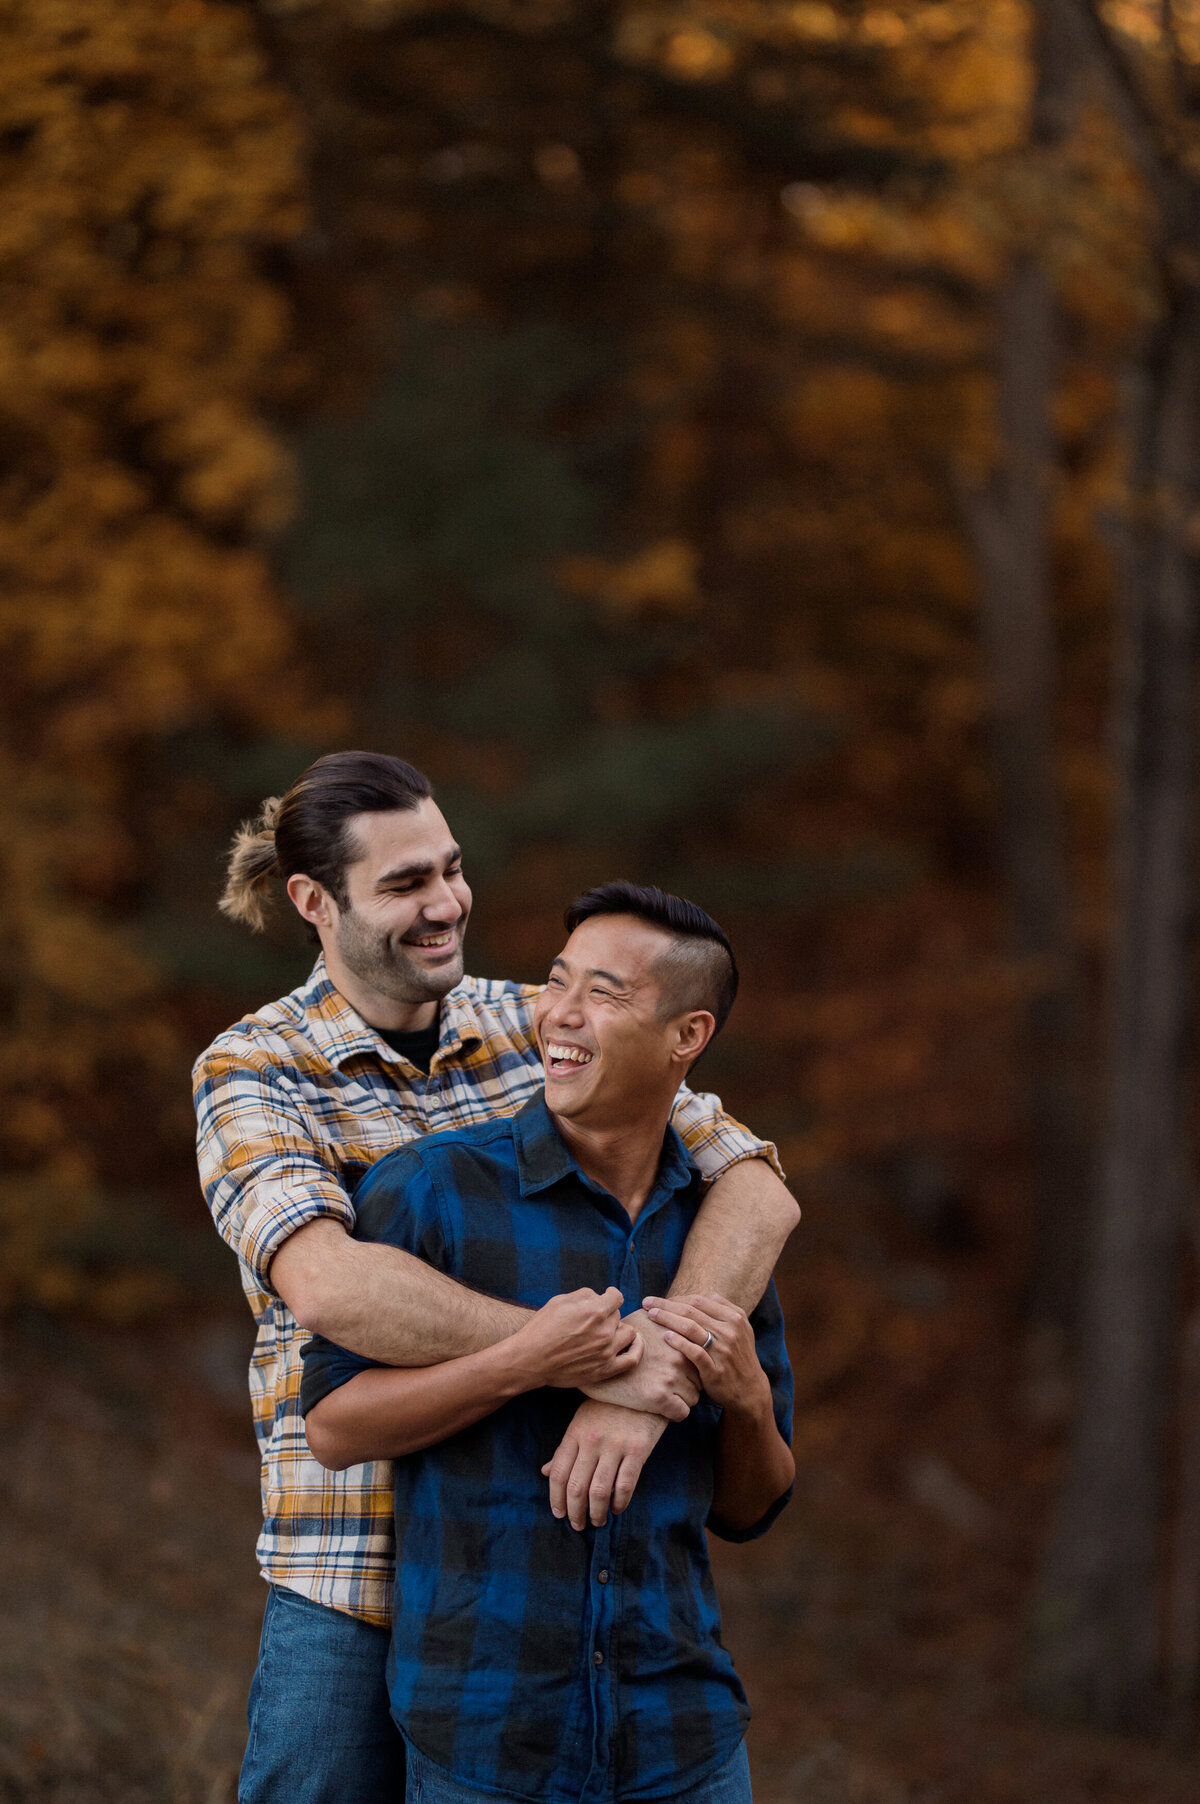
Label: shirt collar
xmin=512 ymin=1093 xmax=699 ymax=1205
xmin=299 ymin=957 xmax=484 ymax=1070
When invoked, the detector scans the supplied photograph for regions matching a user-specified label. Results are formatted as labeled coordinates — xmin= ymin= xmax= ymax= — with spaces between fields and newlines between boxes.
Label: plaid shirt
xmin=300 ymin=1097 xmax=793 ymax=1802
xmin=193 ymin=957 xmax=781 ymax=1626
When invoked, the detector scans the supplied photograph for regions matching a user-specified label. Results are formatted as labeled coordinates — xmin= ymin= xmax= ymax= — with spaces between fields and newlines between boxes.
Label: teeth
xmin=413 ymin=934 xmax=452 ymax=947
xmin=547 ymin=1042 xmax=593 ymax=1065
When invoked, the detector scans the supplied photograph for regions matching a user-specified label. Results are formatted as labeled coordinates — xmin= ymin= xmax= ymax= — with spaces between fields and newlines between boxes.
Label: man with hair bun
xmin=194 ymin=750 xmax=799 ymax=1804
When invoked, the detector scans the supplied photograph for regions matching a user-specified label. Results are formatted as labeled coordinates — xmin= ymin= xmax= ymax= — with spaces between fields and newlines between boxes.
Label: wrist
xmin=721 ymin=1374 xmax=773 ymax=1426
xmin=489 ymin=1328 xmax=549 ymax=1398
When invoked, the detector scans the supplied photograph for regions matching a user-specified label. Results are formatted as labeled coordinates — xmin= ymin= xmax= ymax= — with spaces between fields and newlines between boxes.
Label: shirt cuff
xmin=706 ymin=1481 xmax=793 ymax=1544
xmin=692 ymin=1138 xmax=785 ymax=1186
xmin=240 ymin=1184 xmax=357 ymax=1290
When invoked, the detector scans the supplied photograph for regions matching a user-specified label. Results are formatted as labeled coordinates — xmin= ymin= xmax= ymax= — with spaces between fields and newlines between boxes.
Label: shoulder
xmin=354 ymin=1117 xmax=520 ymax=1240
xmin=457 ymin=974 xmax=542 ymax=1021
xmin=357 ymin=1117 xmax=519 ymax=1206
xmin=192 ymin=979 xmax=315 ymax=1085
xmin=364 ymin=1115 xmax=520 ymax=1195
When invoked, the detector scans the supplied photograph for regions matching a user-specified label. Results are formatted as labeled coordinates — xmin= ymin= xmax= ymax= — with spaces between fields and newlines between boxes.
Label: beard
xmin=333 ymin=906 xmax=466 ymax=1005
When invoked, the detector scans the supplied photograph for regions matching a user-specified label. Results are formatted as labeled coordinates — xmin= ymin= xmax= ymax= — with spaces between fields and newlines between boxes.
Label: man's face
xmin=329 ymin=801 xmax=472 ymax=1005
xmin=533 ymin=914 xmax=689 ymax=1128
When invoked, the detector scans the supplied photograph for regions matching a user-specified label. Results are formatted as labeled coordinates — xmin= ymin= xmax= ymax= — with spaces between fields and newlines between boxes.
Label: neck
xmin=320 ymin=946 xmax=440 ymax=1034
xmin=550 ymin=1105 xmax=674 ymax=1221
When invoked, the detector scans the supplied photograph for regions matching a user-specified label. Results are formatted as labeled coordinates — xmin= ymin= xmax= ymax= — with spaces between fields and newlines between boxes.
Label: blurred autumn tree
xmin=0 ymin=0 xmax=321 ymax=1317
xmin=265 ymin=0 xmax=1015 ymax=1146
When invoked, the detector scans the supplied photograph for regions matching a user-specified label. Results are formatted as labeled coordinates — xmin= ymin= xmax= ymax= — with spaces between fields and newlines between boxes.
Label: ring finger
xmin=644 ymin=1306 xmax=713 ymax=1349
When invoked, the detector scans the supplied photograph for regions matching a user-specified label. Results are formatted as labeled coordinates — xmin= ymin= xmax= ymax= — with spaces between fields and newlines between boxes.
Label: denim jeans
xmin=404 ymin=1737 xmax=752 ymax=1804
xmin=239 ymin=1583 xmax=406 ymax=1804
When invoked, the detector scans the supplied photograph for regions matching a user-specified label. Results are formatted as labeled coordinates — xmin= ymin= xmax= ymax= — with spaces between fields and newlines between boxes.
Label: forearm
xmin=306 ymin=1339 xmax=534 ymax=1468
xmin=710 ymin=1394 xmax=795 ymax=1536
xmin=271 ymin=1219 xmax=530 ymax=1363
xmin=671 ymin=1159 xmax=799 ymax=1311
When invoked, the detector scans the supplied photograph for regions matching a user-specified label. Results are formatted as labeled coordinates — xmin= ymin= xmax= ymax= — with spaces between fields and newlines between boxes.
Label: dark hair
xmin=564 ymin=880 xmax=739 ymax=1033
xmin=220 ymin=751 xmax=433 ymax=931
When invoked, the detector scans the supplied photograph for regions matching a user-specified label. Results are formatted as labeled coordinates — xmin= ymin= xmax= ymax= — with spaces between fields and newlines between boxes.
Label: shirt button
xmin=597 ymin=1570 xmax=610 ymax=1585
xmin=593 ymin=1650 xmax=604 ymax=1666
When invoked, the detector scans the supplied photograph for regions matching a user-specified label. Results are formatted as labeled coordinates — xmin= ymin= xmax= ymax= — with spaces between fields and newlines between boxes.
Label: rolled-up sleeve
xmin=194 ymin=1049 xmax=355 ymax=1288
xmin=669 ymin=1086 xmax=785 ymax=1184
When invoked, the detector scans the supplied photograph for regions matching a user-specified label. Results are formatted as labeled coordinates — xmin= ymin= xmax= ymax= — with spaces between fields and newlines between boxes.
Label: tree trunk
xmin=962 ymin=255 xmax=1091 ymax=1341
xmin=1029 ymin=295 xmax=1200 ymax=1731
xmin=960 ymin=1 xmax=1091 ymax=1339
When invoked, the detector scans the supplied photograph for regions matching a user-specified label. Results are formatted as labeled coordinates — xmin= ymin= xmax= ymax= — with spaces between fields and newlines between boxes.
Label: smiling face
xmin=534 ymin=913 xmax=715 ymax=1132
xmin=288 ymin=799 xmax=472 ymax=1019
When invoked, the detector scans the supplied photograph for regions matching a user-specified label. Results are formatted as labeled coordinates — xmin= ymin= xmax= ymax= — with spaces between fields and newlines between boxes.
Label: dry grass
xmin=2 ymin=1241 xmax=1197 ymax=1804
xmin=0 ymin=1310 xmax=263 ymax=1803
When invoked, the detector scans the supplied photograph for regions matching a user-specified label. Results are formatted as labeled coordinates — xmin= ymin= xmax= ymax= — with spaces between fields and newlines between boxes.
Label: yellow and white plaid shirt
xmin=194 ymin=956 xmax=780 ymax=1625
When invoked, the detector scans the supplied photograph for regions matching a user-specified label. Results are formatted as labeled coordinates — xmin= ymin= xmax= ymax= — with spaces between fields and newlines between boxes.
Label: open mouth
xmin=405 ymin=930 xmax=457 ymax=955
xmin=545 ymin=1040 xmax=595 ymax=1075
xmin=402 ymin=930 xmax=458 ymax=959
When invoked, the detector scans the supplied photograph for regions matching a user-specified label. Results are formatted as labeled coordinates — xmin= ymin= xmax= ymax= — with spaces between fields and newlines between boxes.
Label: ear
xmin=669 ymin=1010 xmax=716 ymax=1069
xmin=286 ymin=872 xmax=337 ymax=933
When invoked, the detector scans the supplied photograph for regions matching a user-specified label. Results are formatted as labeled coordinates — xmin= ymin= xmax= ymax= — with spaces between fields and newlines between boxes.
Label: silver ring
xmin=702 ymin=1330 xmax=715 ymax=1352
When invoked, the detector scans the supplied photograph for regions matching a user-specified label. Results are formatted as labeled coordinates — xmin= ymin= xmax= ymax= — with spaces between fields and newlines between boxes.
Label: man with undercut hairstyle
xmin=301 ymin=885 xmax=794 ymax=1804
xmin=194 ymin=752 xmax=799 ymax=1804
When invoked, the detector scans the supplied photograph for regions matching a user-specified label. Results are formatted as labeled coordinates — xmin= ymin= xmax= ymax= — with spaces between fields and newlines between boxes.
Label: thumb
xmin=601 ymin=1286 xmax=624 ymax=1309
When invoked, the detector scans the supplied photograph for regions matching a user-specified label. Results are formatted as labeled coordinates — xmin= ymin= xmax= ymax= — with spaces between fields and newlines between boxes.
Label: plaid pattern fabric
xmin=300 ymin=1097 xmax=793 ymax=1803
xmin=193 ymin=957 xmax=782 ymax=1626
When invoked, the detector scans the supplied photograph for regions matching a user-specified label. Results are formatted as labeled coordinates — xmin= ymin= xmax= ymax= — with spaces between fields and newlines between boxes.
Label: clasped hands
xmin=511 ymin=1285 xmax=754 ymax=1532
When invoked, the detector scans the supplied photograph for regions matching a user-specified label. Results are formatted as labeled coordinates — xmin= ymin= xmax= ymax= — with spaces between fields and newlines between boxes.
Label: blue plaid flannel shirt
xmin=301 ymin=1095 xmax=793 ymax=1803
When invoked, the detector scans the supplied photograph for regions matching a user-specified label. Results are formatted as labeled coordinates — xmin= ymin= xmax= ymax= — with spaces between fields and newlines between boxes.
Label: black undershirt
xmin=377 ymin=1013 xmax=441 ymax=1076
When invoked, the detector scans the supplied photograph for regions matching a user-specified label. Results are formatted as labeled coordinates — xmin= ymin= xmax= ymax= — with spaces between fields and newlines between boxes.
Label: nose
xmin=422 ymin=875 xmax=464 ymax=924
xmin=545 ymin=983 xmax=586 ymax=1031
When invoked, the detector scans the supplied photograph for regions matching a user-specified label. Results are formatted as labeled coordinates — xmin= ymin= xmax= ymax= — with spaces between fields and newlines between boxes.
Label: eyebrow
xmin=374 ymin=846 xmax=462 ymax=888
xmin=550 ymin=956 xmax=630 ymax=988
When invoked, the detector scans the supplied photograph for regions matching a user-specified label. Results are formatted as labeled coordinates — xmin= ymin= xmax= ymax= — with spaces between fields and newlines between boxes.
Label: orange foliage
xmin=0 ymin=0 xmax=312 ymax=1313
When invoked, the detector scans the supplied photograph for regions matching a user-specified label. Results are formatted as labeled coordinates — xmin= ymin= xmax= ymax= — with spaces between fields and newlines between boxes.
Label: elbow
xmin=304 ymin=1407 xmax=354 ymax=1472
xmin=776 ymin=1189 xmax=801 ymax=1239
xmin=271 ymin=1258 xmax=336 ymax=1338
xmin=290 ymin=1287 xmax=333 ymax=1338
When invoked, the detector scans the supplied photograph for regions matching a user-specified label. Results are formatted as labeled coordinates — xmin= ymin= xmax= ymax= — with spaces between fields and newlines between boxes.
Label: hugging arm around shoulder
xmin=667 ymin=1088 xmax=799 ymax=1311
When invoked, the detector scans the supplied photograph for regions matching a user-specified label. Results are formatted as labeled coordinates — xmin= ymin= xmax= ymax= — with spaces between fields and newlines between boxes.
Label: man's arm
xmin=668 ymin=1157 xmax=799 ymax=1309
xmin=649 ymin=1292 xmax=795 ymax=1537
xmin=272 ymin=1218 xmax=530 ymax=1360
xmin=543 ymin=1155 xmax=800 ymax=1525
xmin=275 ymin=1151 xmax=800 ymax=1391
xmin=304 ymin=1287 xmax=641 ymax=1468
xmin=583 ymin=1155 xmax=798 ymax=1413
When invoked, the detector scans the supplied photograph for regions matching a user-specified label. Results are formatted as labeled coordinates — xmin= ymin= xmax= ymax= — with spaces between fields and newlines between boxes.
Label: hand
xmin=582 ymin=1307 xmax=699 ymax=1421
xmin=512 ymin=1288 xmax=642 ymax=1391
xmin=643 ymin=1294 xmax=771 ymax=1417
xmin=541 ymin=1399 xmax=668 ymax=1529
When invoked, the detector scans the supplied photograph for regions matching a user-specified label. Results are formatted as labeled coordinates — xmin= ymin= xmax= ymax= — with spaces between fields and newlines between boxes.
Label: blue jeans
xmin=404 ymin=1737 xmax=752 ymax=1804
xmin=239 ymin=1584 xmax=406 ymax=1804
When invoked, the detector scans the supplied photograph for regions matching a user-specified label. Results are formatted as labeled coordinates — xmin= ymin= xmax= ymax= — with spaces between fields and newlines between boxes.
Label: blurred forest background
xmin=6 ymin=0 xmax=1200 ymax=1797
